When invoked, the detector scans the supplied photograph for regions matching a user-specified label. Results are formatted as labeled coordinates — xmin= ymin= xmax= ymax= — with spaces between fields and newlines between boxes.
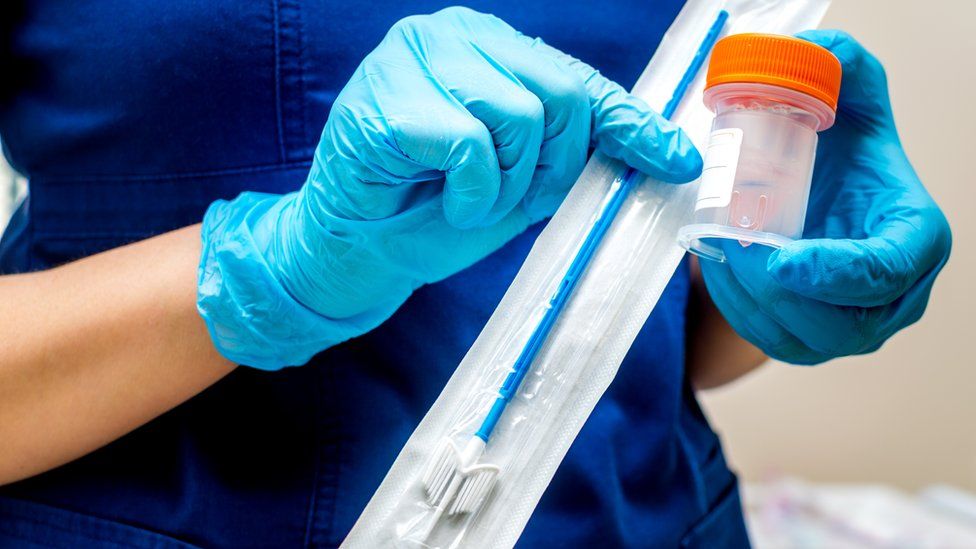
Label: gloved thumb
xmin=530 ymin=39 xmax=703 ymax=183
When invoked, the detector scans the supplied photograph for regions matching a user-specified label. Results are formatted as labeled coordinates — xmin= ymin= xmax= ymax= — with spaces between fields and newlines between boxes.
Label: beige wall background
xmin=701 ymin=0 xmax=976 ymax=491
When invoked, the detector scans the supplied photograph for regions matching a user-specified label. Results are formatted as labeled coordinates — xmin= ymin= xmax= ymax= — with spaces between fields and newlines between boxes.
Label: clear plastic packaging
xmin=343 ymin=2 xmax=830 ymax=548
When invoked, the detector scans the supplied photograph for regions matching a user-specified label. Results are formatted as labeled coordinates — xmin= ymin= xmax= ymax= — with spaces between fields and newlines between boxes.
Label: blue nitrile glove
xmin=197 ymin=7 xmax=702 ymax=369
xmin=700 ymin=30 xmax=951 ymax=365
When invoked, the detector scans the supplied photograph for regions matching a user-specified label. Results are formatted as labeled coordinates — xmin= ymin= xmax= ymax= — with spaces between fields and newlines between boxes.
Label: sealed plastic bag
xmin=344 ymin=1 xmax=830 ymax=547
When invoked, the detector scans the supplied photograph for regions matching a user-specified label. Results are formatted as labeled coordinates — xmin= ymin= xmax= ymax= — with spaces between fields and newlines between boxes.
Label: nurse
xmin=0 ymin=3 xmax=950 ymax=548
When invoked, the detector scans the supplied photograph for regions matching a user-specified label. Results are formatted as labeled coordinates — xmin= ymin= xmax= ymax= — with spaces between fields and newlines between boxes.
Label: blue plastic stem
xmin=474 ymin=10 xmax=729 ymax=443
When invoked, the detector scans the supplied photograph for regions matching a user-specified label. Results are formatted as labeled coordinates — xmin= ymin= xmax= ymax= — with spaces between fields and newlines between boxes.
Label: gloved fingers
xmin=864 ymin=260 xmax=942 ymax=345
xmin=435 ymin=117 xmax=504 ymax=229
xmin=429 ymin=45 xmax=546 ymax=224
xmin=524 ymin=37 xmax=702 ymax=184
xmin=478 ymin=35 xmax=591 ymax=219
xmin=701 ymin=256 xmax=827 ymax=365
xmin=795 ymin=30 xmax=893 ymax=130
xmin=311 ymin=111 xmax=442 ymax=222
xmin=364 ymin=68 xmax=502 ymax=229
xmin=768 ymin=202 xmax=951 ymax=307
xmin=722 ymin=241 xmax=876 ymax=359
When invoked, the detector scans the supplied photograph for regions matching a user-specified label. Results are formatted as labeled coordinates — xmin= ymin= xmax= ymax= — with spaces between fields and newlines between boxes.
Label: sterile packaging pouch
xmin=344 ymin=1 xmax=830 ymax=547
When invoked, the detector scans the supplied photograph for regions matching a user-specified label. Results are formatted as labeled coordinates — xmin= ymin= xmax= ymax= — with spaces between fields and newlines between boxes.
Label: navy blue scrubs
xmin=0 ymin=1 xmax=749 ymax=547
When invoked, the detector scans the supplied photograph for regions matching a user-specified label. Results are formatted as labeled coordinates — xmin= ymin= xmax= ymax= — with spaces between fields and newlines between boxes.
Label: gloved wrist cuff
xmin=197 ymin=192 xmax=360 ymax=370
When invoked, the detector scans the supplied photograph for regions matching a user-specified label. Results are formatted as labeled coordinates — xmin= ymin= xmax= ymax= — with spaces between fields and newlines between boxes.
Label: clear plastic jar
xmin=678 ymin=33 xmax=841 ymax=262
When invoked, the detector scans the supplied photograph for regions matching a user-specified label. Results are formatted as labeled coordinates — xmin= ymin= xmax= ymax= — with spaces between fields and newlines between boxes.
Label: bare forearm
xmin=686 ymin=256 xmax=767 ymax=390
xmin=0 ymin=224 xmax=234 ymax=484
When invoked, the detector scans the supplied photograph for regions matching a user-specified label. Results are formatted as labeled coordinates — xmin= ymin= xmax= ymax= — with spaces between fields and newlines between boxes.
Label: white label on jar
xmin=695 ymin=127 xmax=743 ymax=211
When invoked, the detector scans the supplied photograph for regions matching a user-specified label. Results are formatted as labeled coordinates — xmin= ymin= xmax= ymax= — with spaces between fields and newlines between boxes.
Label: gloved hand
xmin=701 ymin=30 xmax=951 ymax=365
xmin=197 ymin=7 xmax=701 ymax=369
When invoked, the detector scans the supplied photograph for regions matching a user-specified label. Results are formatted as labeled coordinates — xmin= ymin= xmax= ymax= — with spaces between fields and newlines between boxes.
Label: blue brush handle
xmin=474 ymin=10 xmax=729 ymax=443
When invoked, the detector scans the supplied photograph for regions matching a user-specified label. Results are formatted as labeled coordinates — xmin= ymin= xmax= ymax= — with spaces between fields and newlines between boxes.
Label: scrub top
xmin=0 ymin=1 xmax=749 ymax=547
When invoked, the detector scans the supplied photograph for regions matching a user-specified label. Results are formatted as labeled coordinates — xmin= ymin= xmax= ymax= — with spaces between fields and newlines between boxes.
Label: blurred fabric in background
xmin=743 ymin=478 xmax=976 ymax=547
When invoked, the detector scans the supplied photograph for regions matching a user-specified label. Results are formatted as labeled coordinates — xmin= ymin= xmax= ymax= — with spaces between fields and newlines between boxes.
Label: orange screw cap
xmin=706 ymin=33 xmax=842 ymax=111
